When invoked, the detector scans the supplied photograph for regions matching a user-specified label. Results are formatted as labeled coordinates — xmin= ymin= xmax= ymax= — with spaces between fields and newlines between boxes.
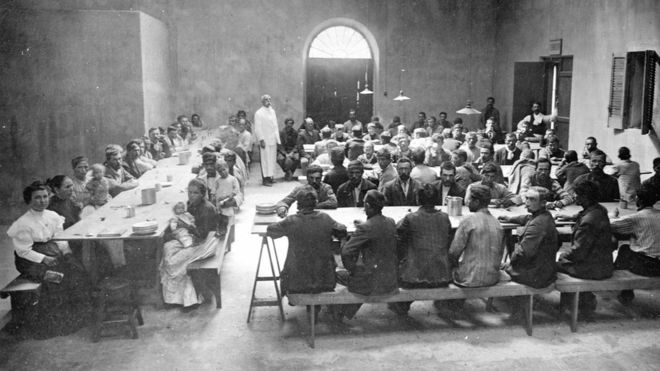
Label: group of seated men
xmin=266 ymin=114 xmax=660 ymax=322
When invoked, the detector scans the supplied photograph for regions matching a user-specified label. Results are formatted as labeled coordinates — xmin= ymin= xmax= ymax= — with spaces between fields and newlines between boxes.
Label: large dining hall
xmin=1 ymin=0 xmax=660 ymax=369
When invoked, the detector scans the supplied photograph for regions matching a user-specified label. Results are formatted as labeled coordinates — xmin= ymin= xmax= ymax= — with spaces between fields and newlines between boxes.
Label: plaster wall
xmin=493 ymin=0 xmax=660 ymax=170
xmin=169 ymin=0 xmax=497 ymax=130
xmin=141 ymin=12 xmax=173 ymax=131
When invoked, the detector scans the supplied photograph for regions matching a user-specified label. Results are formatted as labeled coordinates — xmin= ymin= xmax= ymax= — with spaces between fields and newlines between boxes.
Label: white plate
xmin=133 ymin=221 xmax=158 ymax=229
xmin=132 ymin=229 xmax=157 ymax=235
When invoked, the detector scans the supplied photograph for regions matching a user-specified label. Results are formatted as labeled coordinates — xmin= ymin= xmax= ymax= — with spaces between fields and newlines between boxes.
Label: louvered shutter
xmin=641 ymin=50 xmax=657 ymax=134
xmin=608 ymin=54 xmax=626 ymax=129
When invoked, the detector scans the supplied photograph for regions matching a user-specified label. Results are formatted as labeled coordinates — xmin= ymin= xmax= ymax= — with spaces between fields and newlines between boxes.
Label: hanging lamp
xmin=456 ymin=100 xmax=481 ymax=115
xmin=393 ymin=69 xmax=410 ymax=101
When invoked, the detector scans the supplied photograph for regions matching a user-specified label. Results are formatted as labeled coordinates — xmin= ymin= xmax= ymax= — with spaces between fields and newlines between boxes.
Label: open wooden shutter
xmin=641 ymin=50 xmax=658 ymax=134
xmin=607 ymin=54 xmax=626 ymax=129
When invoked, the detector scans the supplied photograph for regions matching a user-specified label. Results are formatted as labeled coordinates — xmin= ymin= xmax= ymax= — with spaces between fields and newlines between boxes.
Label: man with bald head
xmin=254 ymin=94 xmax=280 ymax=186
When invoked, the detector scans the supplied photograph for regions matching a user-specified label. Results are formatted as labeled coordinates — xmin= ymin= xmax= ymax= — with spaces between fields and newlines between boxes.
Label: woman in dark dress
xmin=6 ymin=181 xmax=91 ymax=338
xmin=46 ymin=175 xmax=81 ymax=229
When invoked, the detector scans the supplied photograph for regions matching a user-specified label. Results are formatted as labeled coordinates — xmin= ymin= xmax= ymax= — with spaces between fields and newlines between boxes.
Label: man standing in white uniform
xmin=254 ymin=94 xmax=280 ymax=186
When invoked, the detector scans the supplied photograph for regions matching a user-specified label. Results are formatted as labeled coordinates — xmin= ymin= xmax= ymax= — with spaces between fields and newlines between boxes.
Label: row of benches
xmin=287 ymin=269 xmax=660 ymax=348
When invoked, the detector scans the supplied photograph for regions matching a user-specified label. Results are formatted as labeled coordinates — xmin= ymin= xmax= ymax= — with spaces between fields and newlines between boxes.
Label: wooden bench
xmin=555 ymin=270 xmax=660 ymax=332
xmin=0 ymin=276 xmax=42 ymax=330
xmin=187 ymin=231 xmax=231 ymax=308
xmin=288 ymin=277 xmax=554 ymax=348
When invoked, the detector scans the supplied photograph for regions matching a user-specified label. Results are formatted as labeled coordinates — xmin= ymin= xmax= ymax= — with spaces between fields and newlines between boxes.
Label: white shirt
xmin=7 ymin=209 xmax=71 ymax=263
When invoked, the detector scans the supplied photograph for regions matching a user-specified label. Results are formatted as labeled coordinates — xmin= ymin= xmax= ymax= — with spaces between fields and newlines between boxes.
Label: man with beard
xmin=276 ymin=165 xmax=337 ymax=217
xmin=254 ymin=94 xmax=280 ymax=186
xmin=521 ymin=158 xmax=574 ymax=209
xmin=433 ymin=162 xmax=466 ymax=205
xmin=336 ymin=161 xmax=377 ymax=207
xmin=382 ymin=158 xmax=421 ymax=206
xmin=568 ymin=150 xmax=619 ymax=202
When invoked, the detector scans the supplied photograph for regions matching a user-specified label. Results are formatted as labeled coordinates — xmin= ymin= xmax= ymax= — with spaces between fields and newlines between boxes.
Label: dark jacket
xmin=506 ymin=210 xmax=559 ymax=288
xmin=493 ymin=146 xmax=521 ymax=165
xmin=341 ymin=213 xmax=399 ymax=296
xmin=557 ymin=204 xmax=614 ymax=280
xmin=383 ymin=178 xmax=422 ymax=206
xmin=431 ymin=181 xmax=466 ymax=204
xmin=323 ymin=166 xmax=349 ymax=194
xmin=570 ymin=172 xmax=619 ymax=202
xmin=396 ymin=207 xmax=452 ymax=286
xmin=149 ymin=138 xmax=171 ymax=160
xmin=336 ymin=179 xmax=377 ymax=207
xmin=267 ymin=211 xmax=347 ymax=294
xmin=555 ymin=161 xmax=589 ymax=189
xmin=345 ymin=138 xmax=365 ymax=161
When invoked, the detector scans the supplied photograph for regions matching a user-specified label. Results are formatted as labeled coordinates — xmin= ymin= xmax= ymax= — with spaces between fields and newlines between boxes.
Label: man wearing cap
xmin=276 ymin=165 xmax=337 ymax=217
xmin=277 ymin=117 xmax=300 ymax=181
xmin=449 ymin=184 xmax=505 ymax=289
xmin=337 ymin=161 xmax=377 ymax=207
xmin=465 ymin=163 xmax=521 ymax=208
xmin=641 ymin=157 xmax=660 ymax=202
xmin=104 ymin=146 xmax=138 ymax=197
xmin=254 ymin=94 xmax=280 ymax=186
xmin=267 ymin=186 xmax=347 ymax=302
xmin=383 ymin=158 xmax=421 ymax=206
xmin=331 ymin=190 xmax=398 ymax=321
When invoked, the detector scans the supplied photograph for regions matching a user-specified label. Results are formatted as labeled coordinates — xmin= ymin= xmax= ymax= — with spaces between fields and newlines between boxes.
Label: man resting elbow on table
xmin=276 ymin=165 xmax=337 ymax=217
xmin=465 ymin=163 xmax=522 ymax=208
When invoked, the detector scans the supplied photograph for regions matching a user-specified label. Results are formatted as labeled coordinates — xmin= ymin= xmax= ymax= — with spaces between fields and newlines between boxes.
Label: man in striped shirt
xmin=611 ymin=187 xmax=660 ymax=304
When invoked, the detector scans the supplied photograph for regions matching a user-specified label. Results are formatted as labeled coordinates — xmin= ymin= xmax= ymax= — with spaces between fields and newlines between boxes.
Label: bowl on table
xmin=256 ymin=203 xmax=278 ymax=215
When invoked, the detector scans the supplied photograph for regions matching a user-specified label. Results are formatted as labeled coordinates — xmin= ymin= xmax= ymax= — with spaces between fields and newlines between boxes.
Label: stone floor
xmin=1 ymin=165 xmax=660 ymax=370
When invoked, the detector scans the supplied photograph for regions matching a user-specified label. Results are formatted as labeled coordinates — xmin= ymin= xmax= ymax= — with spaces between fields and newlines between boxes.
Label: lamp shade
xmin=393 ymin=90 xmax=410 ymax=101
xmin=456 ymin=100 xmax=481 ymax=115
xmin=360 ymin=86 xmax=373 ymax=95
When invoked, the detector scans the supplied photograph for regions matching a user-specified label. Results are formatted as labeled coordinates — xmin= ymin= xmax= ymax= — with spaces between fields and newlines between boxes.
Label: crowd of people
xmin=6 ymin=112 xmax=252 ymax=338
xmin=264 ymin=96 xmax=660 ymax=323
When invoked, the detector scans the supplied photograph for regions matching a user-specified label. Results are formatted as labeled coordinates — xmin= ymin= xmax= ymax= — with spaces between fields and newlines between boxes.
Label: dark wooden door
xmin=306 ymin=58 xmax=373 ymax=126
xmin=512 ymin=62 xmax=547 ymax=131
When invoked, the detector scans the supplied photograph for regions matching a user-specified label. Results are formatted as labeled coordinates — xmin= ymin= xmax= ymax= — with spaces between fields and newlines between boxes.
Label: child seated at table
xmin=81 ymin=163 xmax=112 ymax=217
xmin=169 ymin=202 xmax=196 ymax=248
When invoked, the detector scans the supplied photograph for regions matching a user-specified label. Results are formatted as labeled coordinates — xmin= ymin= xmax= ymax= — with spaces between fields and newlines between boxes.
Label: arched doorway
xmin=304 ymin=20 xmax=377 ymax=126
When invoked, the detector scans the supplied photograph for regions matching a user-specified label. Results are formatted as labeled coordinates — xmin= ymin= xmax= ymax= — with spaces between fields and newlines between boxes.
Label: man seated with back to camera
xmin=322 ymin=148 xmax=349 ymax=194
xmin=336 ymin=160 xmax=377 ymax=208
xmin=410 ymin=147 xmax=438 ymax=186
xmin=465 ymin=163 xmax=522 ymax=208
xmin=610 ymin=187 xmax=660 ymax=305
xmin=276 ymin=164 xmax=337 ymax=218
xmin=388 ymin=185 xmax=452 ymax=315
xmin=520 ymin=157 xmax=574 ymax=209
xmin=330 ymin=190 xmax=398 ymax=322
xmin=267 ymin=186 xmax=347 ymax=318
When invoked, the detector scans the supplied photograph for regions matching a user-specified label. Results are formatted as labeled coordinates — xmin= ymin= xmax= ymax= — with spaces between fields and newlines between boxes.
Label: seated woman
xmin=46 ymin=175 xmax=80 ymax=229
xmin=160 ymin=179 xmax=220 ymax=309
xmin=6 ymin=181 xmax=91 ymax=338
xmin=122 ymin=140 xmax=148 ymax=179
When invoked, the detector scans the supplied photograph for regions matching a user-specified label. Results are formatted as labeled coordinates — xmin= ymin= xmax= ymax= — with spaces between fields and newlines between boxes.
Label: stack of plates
xmin=132 ymin=221 xmax=158 ymax=235
xmin=256 ymin=203 xmax=277 ymax=215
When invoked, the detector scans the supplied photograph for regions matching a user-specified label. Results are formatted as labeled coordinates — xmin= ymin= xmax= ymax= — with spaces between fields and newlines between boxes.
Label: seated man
xmin=311 ymin=140 xmax=339 ymax=167
xmin=450 ymin=184 xmax=505 ymax=289
xmin=459 ymin=132 xmax=480 ymax=163
xmin=452 ymin=149 xmax=481 ymax=190
xmin=611 ymin=146 xmax=641 ymax=204
xmin=373 ymin=148 xmax=398 ymax=192
xmin=104 ymin=146 xmax=138 ymax=197
xmin=345 ymin=127 xmax=366 ymax=161
xmin=611 ymin=187 xmax=660 ymax=304
xmin=165 ymin=125 xmax=185 ymax=151
xmin=331 ymin=123 xmax=350 ymax=143
xmin=409 ymin=147 xmax=437 ymax=186
xmin=297 ymin=117 xmax=320 ymax=173
xmin=555 ymin=150 xmax=590 ymax=190
xmin=267 ymin=187 xmax=347 ymax=318
xmin=641 ymin=157 xmax=660 ymax=202
xmin=537 ymin=134 xmax=564 ymax=166
xmin=332 ymin=190 xmax=399 ymax=321
xmin=432 ymin=161 xmax=466 ymax=205
xmin=336 ymin=161 xmax=377 ymax=207
xmin=494 ymin=133 xmax=521 ymax=166
xmin=322 ymin=147 xmax=349 ymax=194
xmin=425 ymin=135 xmax=452 ymax=167
xmin=396 ymin=136 xmax=412 ymax=161
xmin=580 ymin=136 xmax=612 ymax=166
xmin=357 ymin=141 xmax=377 ymax=167
xmin=517 ymin=101 xmax=556 ymax=142
xmin=382 ymin=158 xmax=421 ymax=206
xmin=389 ymin=184 xmax=452 ymax=315
xmin=499 ymin=187 xmax=559 ymax=289
xmin=276 ymin=165 xmax=337 ymax=217
xmin=475 ymin=145 xmax=504 ymax=184
xmin=520 ymin=158 xmax=574 ymax=209
xmin=556 ymin=180 xmax=614 ymax=319
xmin=277 ymin=118 xmax=300 ymax=181
xmin=465 ymin=163 xmax=522 ymax=208
xmin=314 ymin=127 xmax=333 ymax=157
xmin=362 ymin=122 xmax=380 ymax=142
xmin=569 ymin=150 xmax=619 ymax=202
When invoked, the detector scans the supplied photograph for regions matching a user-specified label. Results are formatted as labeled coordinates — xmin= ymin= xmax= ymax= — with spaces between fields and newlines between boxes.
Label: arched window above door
xmin=308 ymin=26 xmax=372 ymax=59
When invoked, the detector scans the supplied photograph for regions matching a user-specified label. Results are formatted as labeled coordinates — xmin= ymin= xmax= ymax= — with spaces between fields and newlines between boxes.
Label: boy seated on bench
xmin=448 ymin=184 xmax=505 ymax=308
xmin=610 ymin=187 xmax=660 ymax=304
xmin=330 ymin=190 xmax=399 ymax=321
xmin=555 ymin=180 xmax=614 ymax=320
xmin=267 ymin=187 xmax=347 ymax=317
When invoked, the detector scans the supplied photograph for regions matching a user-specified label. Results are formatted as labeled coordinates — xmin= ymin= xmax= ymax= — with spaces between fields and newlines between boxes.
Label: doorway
xmin=305 ymin=25 xmax=374 ymax=126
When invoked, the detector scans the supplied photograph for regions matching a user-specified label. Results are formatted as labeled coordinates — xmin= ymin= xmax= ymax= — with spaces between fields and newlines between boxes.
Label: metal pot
xmin=141 ymin=188 xmax=157 ymax=205
xmin=447 ymin=196 xmax=463 ymax=216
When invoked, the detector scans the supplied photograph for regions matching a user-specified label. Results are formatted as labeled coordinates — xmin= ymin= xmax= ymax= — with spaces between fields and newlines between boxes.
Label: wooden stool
xmin=91 ymin=277 xmax=144 ymax=342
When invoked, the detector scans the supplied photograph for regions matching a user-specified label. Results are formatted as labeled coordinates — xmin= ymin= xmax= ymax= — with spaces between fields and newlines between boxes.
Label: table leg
xmin=310 ymin=305 xmax=316 ymax=348
xmin=82 ymin=240 xmax=98 ymax=283
xmin=524 ymin=295 xmax=533 ymax=336
xmin=265 ymin=238 xmax=285 ymax=321
xmin=570 ymin=291 xmax=579 ymax=332
xmin=247 ymin=236 xmax=267 ymax=323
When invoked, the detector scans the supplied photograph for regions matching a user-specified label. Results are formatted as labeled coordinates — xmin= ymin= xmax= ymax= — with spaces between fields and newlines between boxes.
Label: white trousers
xmin=260 ymin=144 xmax=277 ymax=178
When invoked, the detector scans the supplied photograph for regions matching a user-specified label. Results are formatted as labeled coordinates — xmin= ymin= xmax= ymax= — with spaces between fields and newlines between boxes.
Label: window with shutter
xmin=641 ymin=50 xmax=657 ymax=134
xmin=607 ymin=55 xmax=626 ymax=129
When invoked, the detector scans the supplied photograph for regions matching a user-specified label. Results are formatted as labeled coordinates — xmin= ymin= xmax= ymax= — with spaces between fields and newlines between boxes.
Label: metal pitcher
xmin=141 ymin=188 xmax=157 ymax=205
xmin=447 ymin=196 xmax=463 ymax=216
